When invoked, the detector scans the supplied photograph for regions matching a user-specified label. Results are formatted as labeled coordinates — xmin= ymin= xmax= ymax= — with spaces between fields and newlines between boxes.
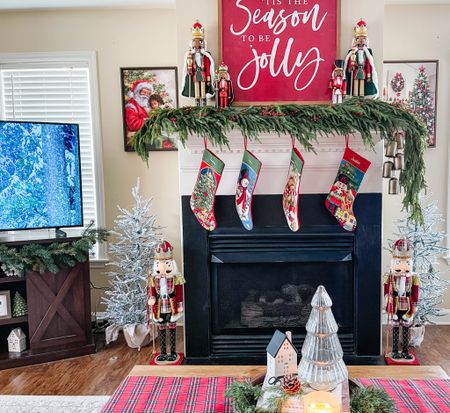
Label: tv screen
xmin=0 ymin=121 xmax=83 ymax=231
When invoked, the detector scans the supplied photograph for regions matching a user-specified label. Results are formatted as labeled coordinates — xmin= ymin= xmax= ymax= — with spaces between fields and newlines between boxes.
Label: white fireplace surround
xmin=178 ymin=132 xmax=383 ymax=196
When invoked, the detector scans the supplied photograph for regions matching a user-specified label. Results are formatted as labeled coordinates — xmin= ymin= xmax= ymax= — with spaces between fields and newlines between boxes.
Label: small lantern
xmin=304 ymin=391 xmax=341 ymax=413
xmin=7 ymin=327 xmax=27 ymax=353
xmin=394 ymin=153 xmax=405 ymax=171
xmin=382 ymin=161 xmax=394 ymax=178
xmin=385 ymin=141 xmax=398 ymax=158
xmin=394 ymin=132 xmax=405 ymax=150
xmin=388 ymin=177 xmax=400 ymax=195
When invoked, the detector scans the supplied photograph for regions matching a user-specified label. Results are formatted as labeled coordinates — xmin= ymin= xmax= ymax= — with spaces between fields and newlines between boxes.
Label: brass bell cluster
xmin=383 ymin=131 xmax=405 ymax=194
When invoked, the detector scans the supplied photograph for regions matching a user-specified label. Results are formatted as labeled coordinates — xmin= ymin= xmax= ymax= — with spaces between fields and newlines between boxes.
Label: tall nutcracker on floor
xmin=343 ymin=19 xmax=378 ymax=98
xmin=181 ymin=20 xmax=215 ymax=106
xmin=384 ymin=238 xmax=420 ymax=364
xmin=147 ymin=240 xmax=186 ymax=364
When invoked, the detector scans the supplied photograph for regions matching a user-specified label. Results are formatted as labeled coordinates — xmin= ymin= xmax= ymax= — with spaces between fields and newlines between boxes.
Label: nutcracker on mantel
xmin=147 ymin=241 xmax=185 ymax=364
xmin=384 ymin=239 xmax=420 ymax=363
xmin=343 ymin=19 xmax=378 ymax=98
xmin=214 ymin=62 xmax=234 ymax=109
xmin=181 ymin=20 xmax=215 ymax=106
xmin=329 ymin=60 xmax=346 ymax=104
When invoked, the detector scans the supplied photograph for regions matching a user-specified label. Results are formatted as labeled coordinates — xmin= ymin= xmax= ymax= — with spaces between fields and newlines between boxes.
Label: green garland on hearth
xmin=132 ymin=98 xmax=428 ymax=223
xmin=0 ymin=223 xmax=109 ymax=278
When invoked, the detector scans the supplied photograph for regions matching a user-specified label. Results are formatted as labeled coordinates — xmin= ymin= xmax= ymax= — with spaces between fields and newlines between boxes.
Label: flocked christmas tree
xmin=408 ymin=66 xmax=435 ymax=146
xmin=102 ymin=179 xmax=160 ymax=327
xmin=298 ymin=285 xmax=348 ymax=391
xmin=12 ymin=292 xmax=28 ymax=317
xmin=391 ymin=199 xmax=449 ymax=324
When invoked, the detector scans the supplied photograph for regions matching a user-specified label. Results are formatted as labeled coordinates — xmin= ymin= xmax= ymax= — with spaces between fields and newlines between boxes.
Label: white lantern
xmin=7 ymin=327 xmax=27 ymax=353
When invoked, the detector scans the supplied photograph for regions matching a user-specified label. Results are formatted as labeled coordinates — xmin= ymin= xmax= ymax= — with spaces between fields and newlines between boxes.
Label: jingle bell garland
xmin=132 ymin=97 xmax=428 ymax=224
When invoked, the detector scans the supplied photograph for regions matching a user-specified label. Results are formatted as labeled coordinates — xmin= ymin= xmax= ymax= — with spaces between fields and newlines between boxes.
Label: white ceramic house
xmin=7 ymin=327 xmax=26 ymax=353
xmin=264 ymin=330 xmax=298 ymax=387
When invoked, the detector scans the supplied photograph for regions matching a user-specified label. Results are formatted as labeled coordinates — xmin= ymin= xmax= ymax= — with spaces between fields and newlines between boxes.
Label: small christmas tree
xmin=298 ymin=285 xmax=348 ymax=391
xmin=408 ymin=66 xmax=435 ymax=145
xmin=102 ymin=179 xmax=160 ymax=327
xmin=391 ymin=199 xmax=449 ymax=324
xmin=12 ymin=292 xmax=28 ymax=317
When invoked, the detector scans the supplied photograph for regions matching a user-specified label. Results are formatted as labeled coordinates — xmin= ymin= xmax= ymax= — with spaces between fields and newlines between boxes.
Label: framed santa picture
xmin=219 ymin=0 xmax=340 ymax=105
xmin=120 ymin=67 xmax=179 ymax=152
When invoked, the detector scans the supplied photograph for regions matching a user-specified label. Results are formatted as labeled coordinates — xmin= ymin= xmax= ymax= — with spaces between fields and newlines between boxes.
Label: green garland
xmin=132 ymin=98 xmax=427 ymax=223
xmin=225 ymin=380 xmax=398 ymax=413
xmin=0 ymin=224 xmax=109 ymax=277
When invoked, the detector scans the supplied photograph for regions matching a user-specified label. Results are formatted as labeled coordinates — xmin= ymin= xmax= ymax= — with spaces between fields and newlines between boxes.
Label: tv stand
xmin=0 ymin=237 xmax=95 ymax=370
xmin=55 ymin=228 xmax=67 ymax=238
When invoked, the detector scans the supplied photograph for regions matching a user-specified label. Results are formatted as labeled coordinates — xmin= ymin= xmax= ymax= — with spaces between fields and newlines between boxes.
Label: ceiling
xmin=0 ymin=0 xmax=175 ymax=10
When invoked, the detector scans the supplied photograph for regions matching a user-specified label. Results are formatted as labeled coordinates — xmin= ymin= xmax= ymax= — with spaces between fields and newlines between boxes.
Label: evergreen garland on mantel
xmin=132 ymin=98 xmax=428 ymax=223
xmin=0 ymin=224 xmax=109 ymax=278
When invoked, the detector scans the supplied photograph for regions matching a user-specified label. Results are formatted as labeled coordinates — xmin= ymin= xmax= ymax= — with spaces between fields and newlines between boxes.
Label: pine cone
xmin=282 ymin=374 xmax=301 ymax=395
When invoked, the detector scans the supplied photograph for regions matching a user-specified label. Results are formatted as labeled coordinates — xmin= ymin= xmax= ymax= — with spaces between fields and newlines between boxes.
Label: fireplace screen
xmin=211 ymin=260 xmax=354 ymax=335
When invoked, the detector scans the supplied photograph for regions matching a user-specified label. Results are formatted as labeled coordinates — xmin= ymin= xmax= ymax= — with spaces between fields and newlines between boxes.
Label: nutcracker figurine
xmin=343 ymin=19 xmax=378 ymax=98
xmin=383 ymin=239 xmax=420 ymax=363
xmin=181 ymin=20 xmax=215 ymax=106
xmin=147 ymin=240 xmax=185 ymax=363
xmin=329 ymin=60 xmax=346 ymax=104
xmin=214 ymin=62 xmax=234 ymax=109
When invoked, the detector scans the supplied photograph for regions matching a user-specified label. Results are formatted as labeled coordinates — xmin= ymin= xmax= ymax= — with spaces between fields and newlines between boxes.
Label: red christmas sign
xmin=219 ymin=0 xmax=339 ymax=104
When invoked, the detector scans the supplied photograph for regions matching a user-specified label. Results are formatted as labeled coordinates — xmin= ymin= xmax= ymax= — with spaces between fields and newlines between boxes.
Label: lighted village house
xmin=265 ymin=330 xmax=298 ymax=386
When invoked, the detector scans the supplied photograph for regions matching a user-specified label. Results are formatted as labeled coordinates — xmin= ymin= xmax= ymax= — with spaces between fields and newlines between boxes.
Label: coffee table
xmin=129 ymin=365 xmax=448 ymax=379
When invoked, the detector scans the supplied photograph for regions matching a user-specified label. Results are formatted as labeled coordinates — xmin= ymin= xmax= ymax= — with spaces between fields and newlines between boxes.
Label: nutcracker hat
xmin=155 ymin=240 xmax=174 ymax=260
xmin=392 ymin=238 xmax=413 ymax=258
xmin=191 ymin=20 xmax=205 ymax=40
xmin=332 ymin=59 xmax=344 ymax=78
xmin=354 ymin=18 xmax=368 ymax=38
xmin=218 ymin=62 xmax=228 ymax=73
xmin=128 ymin=80 xmax=153 ymax=98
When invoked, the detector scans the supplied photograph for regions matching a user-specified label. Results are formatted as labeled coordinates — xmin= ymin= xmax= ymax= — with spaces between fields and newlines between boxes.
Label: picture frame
xmin=0 ymin=290 xmax=11 ymax=320
xmin=121 ymin=67 xmax=179 ymax=152
xmin=218 ymin=0 xmax=340 ymax=105
xmin=383 ymin=60 xmax=439 ymax=147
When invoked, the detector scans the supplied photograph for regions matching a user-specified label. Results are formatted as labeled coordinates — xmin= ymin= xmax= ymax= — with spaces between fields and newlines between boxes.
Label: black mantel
xmin=182 ymin=193 xmax=382 ymax=364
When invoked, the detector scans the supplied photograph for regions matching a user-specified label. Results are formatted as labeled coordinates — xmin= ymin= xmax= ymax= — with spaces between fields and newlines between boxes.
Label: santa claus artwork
xmin=181 ymin=20 xmax=215 ymax=106
xmin=125 ymin=80 xmax=153 ymax=133
xmin=147 ymin=241 xmax=185 ymax=363
xmin=343 ymin=19 xmax=378 ymax=98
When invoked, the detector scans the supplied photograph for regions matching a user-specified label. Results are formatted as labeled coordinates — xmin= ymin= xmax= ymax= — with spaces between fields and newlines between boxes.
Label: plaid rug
xmin=354 ymin=379 xmax=450 ymax=413
xmin=100 ymin=376 xmax=235 ymax=413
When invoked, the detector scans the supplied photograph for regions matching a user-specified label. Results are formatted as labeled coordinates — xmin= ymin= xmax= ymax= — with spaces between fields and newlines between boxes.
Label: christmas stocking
xmin=190 ymin=149 xmax=225 ymax=231
xmin=325 ymin=141 xmax=371 ymax=231
xmin=235 ymin=149 xmax=262 ymax=231
xmin=283 ymin=146 xmax=305 ymax=232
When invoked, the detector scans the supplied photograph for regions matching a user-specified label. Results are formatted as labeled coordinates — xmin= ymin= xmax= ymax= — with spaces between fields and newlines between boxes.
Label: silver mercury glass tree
xmin=298 ymin=285 xmax=348 ymax=391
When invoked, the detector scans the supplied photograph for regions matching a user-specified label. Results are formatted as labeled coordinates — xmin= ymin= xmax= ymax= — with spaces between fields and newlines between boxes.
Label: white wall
xmin=0 ymin=9 xmax=180 ymax=311
xmin=383 ymin=4 xmax=450 ymax=315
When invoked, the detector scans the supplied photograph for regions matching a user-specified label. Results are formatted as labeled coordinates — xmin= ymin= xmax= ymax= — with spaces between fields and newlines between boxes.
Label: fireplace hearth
xmin=182 ymin=193 xmax=382 ymax=364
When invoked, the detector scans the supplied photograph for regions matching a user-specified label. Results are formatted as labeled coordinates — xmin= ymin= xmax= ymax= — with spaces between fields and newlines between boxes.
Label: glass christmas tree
xmin=408 ymin=66 xmax=435 ymax=146
xmin=12 ymin=292 xmax=28 ymax=317
xmin=102 ymin=179 xmax=160 ymax=327
xmin=298 ymin=285 xmax=348 ymax=391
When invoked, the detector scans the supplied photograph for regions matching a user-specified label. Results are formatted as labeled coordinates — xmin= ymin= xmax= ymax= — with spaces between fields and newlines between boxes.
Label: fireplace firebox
xmin=182 ymin=193 xmax=381 ymax=364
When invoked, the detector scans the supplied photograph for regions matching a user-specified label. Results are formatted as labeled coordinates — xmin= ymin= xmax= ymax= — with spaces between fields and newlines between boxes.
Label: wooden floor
xmin=0 ymin=325 xmax=448 ymax=396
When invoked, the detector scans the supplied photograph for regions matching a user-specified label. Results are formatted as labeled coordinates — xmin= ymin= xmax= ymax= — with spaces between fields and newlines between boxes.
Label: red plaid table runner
xmin=355 ymin=379 xmax=450 ymax=413
xmin=100 ymin=376 xmax=235 ymax=413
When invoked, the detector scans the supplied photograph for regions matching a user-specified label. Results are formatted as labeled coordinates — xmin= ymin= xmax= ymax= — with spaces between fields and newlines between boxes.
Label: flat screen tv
xmin=0 ymin=120 xmax=83 ymax=231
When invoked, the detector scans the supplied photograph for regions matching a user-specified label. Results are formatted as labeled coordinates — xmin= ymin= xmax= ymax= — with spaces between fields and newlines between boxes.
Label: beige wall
xmin=0 ymin=8 xmax=180 ymax=311
xmin=383 ymin=5 xmax=450 ymax=313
